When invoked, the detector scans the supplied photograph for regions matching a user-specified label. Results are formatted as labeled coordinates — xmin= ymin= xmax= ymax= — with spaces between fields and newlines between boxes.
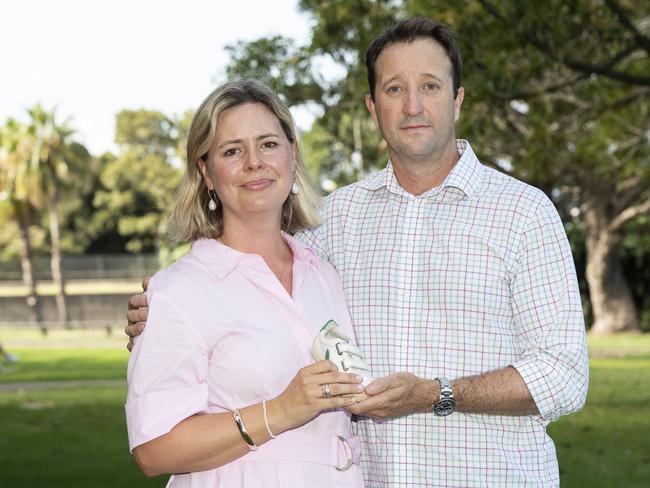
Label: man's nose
xmin=404 ymin=90 xmax=423 ymax=116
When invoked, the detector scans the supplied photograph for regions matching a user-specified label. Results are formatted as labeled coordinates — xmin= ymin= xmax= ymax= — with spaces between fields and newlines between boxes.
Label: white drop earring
xmin=208 ymin=189 xmax=218 ymax=211
xmin=291 ymin=181 xmax=299 ymax=195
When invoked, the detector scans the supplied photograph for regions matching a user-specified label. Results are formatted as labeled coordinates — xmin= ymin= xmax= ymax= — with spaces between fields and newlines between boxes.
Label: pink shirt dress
xmin=126 ymin=235 xmax=365 ymax=487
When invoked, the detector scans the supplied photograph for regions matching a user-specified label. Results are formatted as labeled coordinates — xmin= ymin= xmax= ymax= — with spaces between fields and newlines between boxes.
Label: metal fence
xmin=0 ymin=254 xmax=160 ymax=281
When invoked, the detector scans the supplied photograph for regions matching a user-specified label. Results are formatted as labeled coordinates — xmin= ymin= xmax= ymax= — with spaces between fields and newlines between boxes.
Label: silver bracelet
xmin=233 ymin=408 xmax=258 ymax=451
xmin=262 ymin=400 xmax=277 ymax=439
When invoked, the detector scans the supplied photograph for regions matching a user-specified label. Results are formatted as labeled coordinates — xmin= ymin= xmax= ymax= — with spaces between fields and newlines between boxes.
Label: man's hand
xmin=347 ymin=367 xmax=540 ymax=418
xmin=125 ymin=277 xmax=150 ymax=351
xmin=346 ymin=372 xmax=436 ymax=419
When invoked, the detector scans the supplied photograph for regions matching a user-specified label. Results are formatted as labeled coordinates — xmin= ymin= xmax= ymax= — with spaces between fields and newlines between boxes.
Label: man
xmin=127 ymin=18 xmax=588 ymax=487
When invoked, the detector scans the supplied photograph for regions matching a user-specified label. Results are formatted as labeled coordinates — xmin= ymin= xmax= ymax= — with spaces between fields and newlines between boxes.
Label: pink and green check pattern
xmin=297 ymin=140 xmax=588 ymax=487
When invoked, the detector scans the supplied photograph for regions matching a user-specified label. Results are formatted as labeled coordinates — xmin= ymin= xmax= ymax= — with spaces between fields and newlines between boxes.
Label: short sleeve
xmin=125 ymin=276 xmax=210 ymax=451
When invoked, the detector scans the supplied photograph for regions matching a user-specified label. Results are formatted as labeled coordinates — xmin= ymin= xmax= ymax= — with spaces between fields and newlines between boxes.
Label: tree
xmin=23 ymin=104 xmax=90 ymax=325
xmin=89 ymin=110 xmax=182 ymax=254
xmin=453 ymin=0 xmax=650 ymax=333
xmin=0 ymin=119 xmax=44 ymax=329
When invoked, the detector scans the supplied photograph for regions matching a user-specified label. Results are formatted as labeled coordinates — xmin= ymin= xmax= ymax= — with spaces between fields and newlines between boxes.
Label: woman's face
xmin=199 ymin=102 xmax=296 ymax=227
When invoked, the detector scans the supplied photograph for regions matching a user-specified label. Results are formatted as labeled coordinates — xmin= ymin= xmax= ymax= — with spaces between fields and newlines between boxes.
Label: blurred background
xmin=1 ymin=0 xmax=648 ymax=486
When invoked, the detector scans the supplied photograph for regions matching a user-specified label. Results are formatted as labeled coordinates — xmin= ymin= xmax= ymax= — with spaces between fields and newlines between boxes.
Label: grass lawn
xmin=0 ymin=348 xmax=128 ymax=382
xmin=0 ymin=386 xmax=166 ymax=487
xmin=548 ymin=354 xmax=650 ymax=487
xmin=0 ymin=338 xmax=649 ymax=486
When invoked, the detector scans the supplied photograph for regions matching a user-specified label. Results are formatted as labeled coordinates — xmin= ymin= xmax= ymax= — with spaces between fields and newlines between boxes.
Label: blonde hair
xmin=169 ymin=79 xmax=321 ymax=242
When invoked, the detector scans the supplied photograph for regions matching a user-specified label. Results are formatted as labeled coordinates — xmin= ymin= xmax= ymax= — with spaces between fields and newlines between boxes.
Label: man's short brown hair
xmin=365 ymin=18 xmax=463 ymax=101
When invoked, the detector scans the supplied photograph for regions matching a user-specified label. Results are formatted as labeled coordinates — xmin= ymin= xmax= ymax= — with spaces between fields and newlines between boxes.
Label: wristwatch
xmin=432 ymin=377 xmax=455 ymax=416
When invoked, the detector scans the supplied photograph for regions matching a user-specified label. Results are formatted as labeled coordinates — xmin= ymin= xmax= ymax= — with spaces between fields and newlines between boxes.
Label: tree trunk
xmin=584 ymin=203 xmax=640 ymax=335
xmin=16 ymin=210 xmax=45 ymax=333
xmin=48 ymin=190 xmax=68 ymax=326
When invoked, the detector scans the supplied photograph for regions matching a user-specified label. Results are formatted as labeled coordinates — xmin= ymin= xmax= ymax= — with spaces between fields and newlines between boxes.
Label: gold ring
xmin=335 ymin=435 xmax=353 ymax=471
xmin=322 ymin=383 xmax=332 ymax=398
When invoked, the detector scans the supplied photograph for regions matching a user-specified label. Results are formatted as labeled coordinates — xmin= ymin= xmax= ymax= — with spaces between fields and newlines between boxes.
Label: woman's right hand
xmin=268 ymin=360 xmax=364 ymax=433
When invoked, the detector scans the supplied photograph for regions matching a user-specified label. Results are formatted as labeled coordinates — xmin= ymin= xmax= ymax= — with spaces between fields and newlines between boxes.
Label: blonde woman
xmin=126 ymin=79 xmax=365 ymax=487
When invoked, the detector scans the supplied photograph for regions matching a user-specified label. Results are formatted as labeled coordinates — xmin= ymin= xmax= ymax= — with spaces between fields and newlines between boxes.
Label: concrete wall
xmin=0 ymin=294 xmax=132 ymax=326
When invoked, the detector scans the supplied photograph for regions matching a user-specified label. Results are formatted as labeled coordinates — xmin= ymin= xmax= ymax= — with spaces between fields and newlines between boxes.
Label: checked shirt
xmin=296 ymin=140 xmax=589 ymax=487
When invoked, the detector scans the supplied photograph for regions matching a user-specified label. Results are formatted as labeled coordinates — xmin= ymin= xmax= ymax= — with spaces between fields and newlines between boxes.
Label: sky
xmin=0 ymin=0 xmax=312 ymax=155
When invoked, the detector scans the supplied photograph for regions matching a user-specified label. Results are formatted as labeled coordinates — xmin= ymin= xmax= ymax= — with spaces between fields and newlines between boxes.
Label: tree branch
xmin=609 ymin=198 xmax=650 ymax=233
xmin=478 ymin=0 xmax=650 ymax=86
xmin=612 ymin=175 xmax=649 ymax=213
xmin=561 ymin=57 xmax=650 ymax=86
xmin=595 ymin=87 xmax=650 ymax=116
xmin=603 ymin=0 xmax=650 ymax=56
xmin=495 ymin=74 xmax=588 ymax=101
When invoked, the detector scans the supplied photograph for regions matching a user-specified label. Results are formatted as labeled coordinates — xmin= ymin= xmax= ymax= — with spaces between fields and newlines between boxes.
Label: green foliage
xmin=225 ymin=36 xmax=324 ymax=106
xmin=0 ymin=105 xmax=93 ymax=269
xmin=455 ymin=0 xmax=650 ymax=179
xmin=88 ymin=110 xmax=183 ymax=253
xmin=115 ymin=109 xmax=176 ymax=156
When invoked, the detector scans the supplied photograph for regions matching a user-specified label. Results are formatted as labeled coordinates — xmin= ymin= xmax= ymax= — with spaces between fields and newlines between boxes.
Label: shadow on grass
xmin=0 ymin=386 xmax=165 ymax=487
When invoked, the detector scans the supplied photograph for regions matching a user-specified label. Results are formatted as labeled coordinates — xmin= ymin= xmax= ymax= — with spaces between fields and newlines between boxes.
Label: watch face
xmin=434 ymin=399 xmax=455 ymax=416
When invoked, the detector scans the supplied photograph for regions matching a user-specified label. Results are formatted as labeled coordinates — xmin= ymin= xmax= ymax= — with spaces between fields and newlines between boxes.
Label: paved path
xmin=0 ymin=378 xmax=125 ymax=392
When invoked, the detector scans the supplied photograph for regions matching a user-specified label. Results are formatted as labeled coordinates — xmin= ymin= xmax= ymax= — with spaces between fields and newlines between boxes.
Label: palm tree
xmin=25 ymin=104 xmax=87 ymax=326
xmin=0 ymin=119 xmax=44 ymax=330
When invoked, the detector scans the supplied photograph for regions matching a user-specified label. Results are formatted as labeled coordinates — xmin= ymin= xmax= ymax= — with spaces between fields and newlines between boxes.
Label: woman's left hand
xmin=266 ymin=360 xmax=364 ymax=433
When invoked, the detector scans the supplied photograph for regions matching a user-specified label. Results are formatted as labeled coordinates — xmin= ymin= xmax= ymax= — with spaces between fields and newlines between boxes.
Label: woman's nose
xmin=244 ymin=148 xmax=265 ymax=170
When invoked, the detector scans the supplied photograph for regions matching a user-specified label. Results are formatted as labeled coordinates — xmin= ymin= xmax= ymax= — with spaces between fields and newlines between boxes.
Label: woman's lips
xmin=242 ymin=179 xmax=273 ymax=190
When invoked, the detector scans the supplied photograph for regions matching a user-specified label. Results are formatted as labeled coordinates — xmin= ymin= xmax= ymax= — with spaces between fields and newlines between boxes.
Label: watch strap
xmin=433 ymin=377 xmax=455 ymax=416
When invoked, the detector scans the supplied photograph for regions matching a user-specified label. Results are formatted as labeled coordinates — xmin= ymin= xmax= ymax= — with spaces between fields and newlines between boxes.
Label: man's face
xmin=366 ymin=37 xmax=464 ymax=167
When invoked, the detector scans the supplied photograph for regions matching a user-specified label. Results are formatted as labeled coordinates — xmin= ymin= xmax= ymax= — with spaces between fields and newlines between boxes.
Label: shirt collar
xmin=357 ymin=139 xmax=483 ymax=199
xmin=189 ymin=232 xmax=319 ymax=281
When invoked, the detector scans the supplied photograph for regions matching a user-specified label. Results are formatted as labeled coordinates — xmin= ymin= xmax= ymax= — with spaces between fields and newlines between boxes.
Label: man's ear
xmin=365 ymin=94 xmax=380 ymax=128
xmin=454 ymin=87 xmax=465 ymax=123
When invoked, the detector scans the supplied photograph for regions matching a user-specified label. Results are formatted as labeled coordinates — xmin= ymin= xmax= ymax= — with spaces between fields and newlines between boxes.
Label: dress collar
xmin=189 ymin=231 xmax=319 ymax=280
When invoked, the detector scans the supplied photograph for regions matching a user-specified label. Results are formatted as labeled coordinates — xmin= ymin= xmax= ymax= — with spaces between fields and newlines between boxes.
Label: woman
xmin=125 ymin=79 xmax=366 ymax=487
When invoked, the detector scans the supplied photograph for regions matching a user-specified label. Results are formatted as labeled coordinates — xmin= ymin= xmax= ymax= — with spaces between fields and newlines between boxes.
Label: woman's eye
xmin=223 ymin=148 xmax=239 ymax=157
xmin=262 ymin=141 xmax=278 ymax=149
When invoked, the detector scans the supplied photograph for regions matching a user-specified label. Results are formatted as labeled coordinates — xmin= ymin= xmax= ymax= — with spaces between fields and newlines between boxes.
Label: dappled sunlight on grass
xmin=0 ymin=338 xmax=648 ymax=486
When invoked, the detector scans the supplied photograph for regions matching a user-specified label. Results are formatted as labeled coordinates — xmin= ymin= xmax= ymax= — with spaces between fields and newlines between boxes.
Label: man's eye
xmin=424 ymin=83 xmax=439 ymax=91
xmin=386 ymin=86 xmax=402 ymax=94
